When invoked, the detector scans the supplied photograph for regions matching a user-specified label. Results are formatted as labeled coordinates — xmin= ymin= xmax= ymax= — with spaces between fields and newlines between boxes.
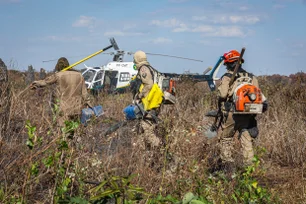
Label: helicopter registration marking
xmin=116 ymin=63 xmax=128 ymax=67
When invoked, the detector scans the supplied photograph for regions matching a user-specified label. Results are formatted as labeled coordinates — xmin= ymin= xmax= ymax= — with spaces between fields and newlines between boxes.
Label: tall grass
xmin=0 ymin=70 xmax=305 ymax=203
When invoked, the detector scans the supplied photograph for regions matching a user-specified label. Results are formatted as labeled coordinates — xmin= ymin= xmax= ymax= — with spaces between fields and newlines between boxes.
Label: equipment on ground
xmin=80 ymin=105 xmax=104 ymax=126
xmin=123 ymin=103 xmax=144 ymax=120
xmin=104 ymin=100 xmax=163 ymax=136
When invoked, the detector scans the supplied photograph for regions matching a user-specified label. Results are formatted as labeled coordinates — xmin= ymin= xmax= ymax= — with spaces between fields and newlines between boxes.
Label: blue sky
xmin=0 ymin=0 xmax=305 ymax=76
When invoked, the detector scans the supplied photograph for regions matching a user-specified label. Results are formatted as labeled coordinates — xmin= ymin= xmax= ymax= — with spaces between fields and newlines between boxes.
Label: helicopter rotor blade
xmin=126 ymin=51 xmax=203 ymax=62
xmin=110 ymin=37 xmax=119 ymax=51
xmin=146 ymin=52 xmax=203 ymax=62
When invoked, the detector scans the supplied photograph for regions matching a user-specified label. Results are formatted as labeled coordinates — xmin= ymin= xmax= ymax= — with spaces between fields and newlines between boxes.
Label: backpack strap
xmin=138 ymin=64 xmax=156 ymax=83
xmin=221 ymin=72 xmax=233 ymax=80
xmin=222 ymin=69 xmax=254 ymax=83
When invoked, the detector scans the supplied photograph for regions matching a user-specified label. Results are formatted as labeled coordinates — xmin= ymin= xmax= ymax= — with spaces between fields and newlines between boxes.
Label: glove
xmin=262 ymin=101 xmax=268 ymax=113
xmin=133 ymin=92 xmax=141 ymax=104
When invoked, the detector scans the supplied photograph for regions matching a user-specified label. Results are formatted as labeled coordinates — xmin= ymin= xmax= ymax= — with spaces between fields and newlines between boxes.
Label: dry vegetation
xmin=0 ymin=69 xmax=306 ymax=203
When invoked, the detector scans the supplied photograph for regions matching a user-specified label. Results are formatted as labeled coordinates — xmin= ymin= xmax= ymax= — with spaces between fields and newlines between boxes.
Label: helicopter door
xmin=104 ymin=71 xmax=119 ymax=93
xmin=82 ymin=69 xmax=96 ymax=89
xmin=92 ymin=70 xmax=104 ymax=91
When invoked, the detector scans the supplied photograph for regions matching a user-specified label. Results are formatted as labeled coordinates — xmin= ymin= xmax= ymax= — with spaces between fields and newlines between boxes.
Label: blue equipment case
xmin=81 ymin=105 xmax=104 ymax=126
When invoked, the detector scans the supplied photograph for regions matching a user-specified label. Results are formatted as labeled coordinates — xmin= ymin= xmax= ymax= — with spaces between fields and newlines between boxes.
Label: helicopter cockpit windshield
xmin=83 ymin=69 xmax=96 ymax=82
xmin=82 ymin=67 xmax=105 ymax=90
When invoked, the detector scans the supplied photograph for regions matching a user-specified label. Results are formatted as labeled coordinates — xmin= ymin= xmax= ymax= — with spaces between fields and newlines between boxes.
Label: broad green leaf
xmin=190 ymin=200 xmax=206 ymax=204
xmin=90 ymin=189 xmax=120 ymax=201
xmin=182 ymin=192 xmax=195 ymax=204
xmin=89 ymin=180 xmax=108 ymax=193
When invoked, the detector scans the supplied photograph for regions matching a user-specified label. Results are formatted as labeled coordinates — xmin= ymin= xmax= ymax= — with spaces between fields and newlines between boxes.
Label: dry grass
xmin=0 ymin=70 xmax=305 ymax=203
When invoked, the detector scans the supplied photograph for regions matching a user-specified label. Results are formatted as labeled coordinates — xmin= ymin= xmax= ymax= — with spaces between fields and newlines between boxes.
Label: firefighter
xmin=217 ymin=50 xmax=268 ymax=170
xmin=30 ymin=57 xmax=92 ymax=127
xmin=133 ymin=50 xmax=161 ymax=148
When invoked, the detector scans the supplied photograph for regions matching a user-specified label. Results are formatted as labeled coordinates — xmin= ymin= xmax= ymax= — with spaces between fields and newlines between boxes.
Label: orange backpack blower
xmin=232 ymin=83 xmax=263 ymax=114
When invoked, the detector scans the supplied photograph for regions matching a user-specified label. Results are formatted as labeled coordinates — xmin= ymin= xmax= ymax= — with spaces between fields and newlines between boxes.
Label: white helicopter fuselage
xmin=82 ymin=61 xmax=138 ymax=92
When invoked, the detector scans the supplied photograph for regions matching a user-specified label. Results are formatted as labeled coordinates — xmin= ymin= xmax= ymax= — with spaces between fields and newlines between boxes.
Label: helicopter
xmin=79 ymin=38 xmax=207 ymax=97
xmin=79 ymin=38 xmax=225 ymax=104
xmin=42 ymin=37 xmax=223 ymax=103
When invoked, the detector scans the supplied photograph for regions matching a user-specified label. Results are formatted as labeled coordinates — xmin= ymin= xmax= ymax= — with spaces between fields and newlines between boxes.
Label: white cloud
xmin=150 ymin=16 xmax=254 ymax=37
xmin=104 ymin=31 xmax=144 ymax=37
xmin=172 ymin=24 xmax=189 ymax=32
xmin=150 ymin=18 xmax=184 ymax=27
xmin=150 ymin=37 xmax=173 ymax=44
xmin=229 ymin=15 xmax=260 ymax=24
xmin=151 ymin=18 xmax=190 ymax=33
xmin=202 ymin=26 xmax=246 ymax=37
xmin=191 ymin=25 xmax=214 ymax=32
xmin=72 ymin=15 xmax=96 ymax=28
xmin=191 ymin=15 xmax=260 ymax=25
xmin=174 ymin=24 xmax=246 ymax=37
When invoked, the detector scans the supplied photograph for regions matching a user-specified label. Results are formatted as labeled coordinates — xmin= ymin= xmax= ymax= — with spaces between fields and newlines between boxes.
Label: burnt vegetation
xmin=0 ymin=67 xmax=305 ymax=203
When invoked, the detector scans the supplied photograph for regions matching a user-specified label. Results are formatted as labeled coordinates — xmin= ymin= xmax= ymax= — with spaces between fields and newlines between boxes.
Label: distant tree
xmin=40 ymin=68 xmax=46 ymax=80
xmin=289 ymin=71 xmax=306 ymax=83
xmin=26 ymin=65 xmax=35 ymax=85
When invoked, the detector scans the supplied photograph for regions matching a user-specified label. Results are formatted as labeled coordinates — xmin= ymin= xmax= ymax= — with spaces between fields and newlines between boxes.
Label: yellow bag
xmin=139 ymin=83 xmax=164 ymax=111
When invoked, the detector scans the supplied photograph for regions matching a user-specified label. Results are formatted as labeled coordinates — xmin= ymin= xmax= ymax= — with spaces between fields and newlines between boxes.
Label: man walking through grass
xmin=30 ymin=57 xmax=92 ymax=127
xmin=132 ymin=50 xmax=161 ymax=149
xmin=217 ymin=50 xmax=268 ymax=171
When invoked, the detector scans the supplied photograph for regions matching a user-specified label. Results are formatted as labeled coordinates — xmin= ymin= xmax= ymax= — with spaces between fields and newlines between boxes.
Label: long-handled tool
xmin=229 ymin=47 xmax=246 ymax=86
xmin=61 ymin=37 xmax=119 ymax=72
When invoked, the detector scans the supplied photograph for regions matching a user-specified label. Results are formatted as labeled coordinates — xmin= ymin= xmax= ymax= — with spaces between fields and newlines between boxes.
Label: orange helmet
xmin=223 ymin=50 xmax=244 ymax=65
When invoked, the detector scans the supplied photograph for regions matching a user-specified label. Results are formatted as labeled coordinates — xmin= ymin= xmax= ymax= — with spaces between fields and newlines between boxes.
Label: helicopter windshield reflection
xmin=83 ymin=70 xmax=96 ymax=82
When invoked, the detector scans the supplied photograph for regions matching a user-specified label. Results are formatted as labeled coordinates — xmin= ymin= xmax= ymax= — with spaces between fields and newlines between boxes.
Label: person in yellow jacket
xmin=133 ymin=50 xmax=161 ymax=149
xmin=30 ymin=57 xmax=92 ymax=127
